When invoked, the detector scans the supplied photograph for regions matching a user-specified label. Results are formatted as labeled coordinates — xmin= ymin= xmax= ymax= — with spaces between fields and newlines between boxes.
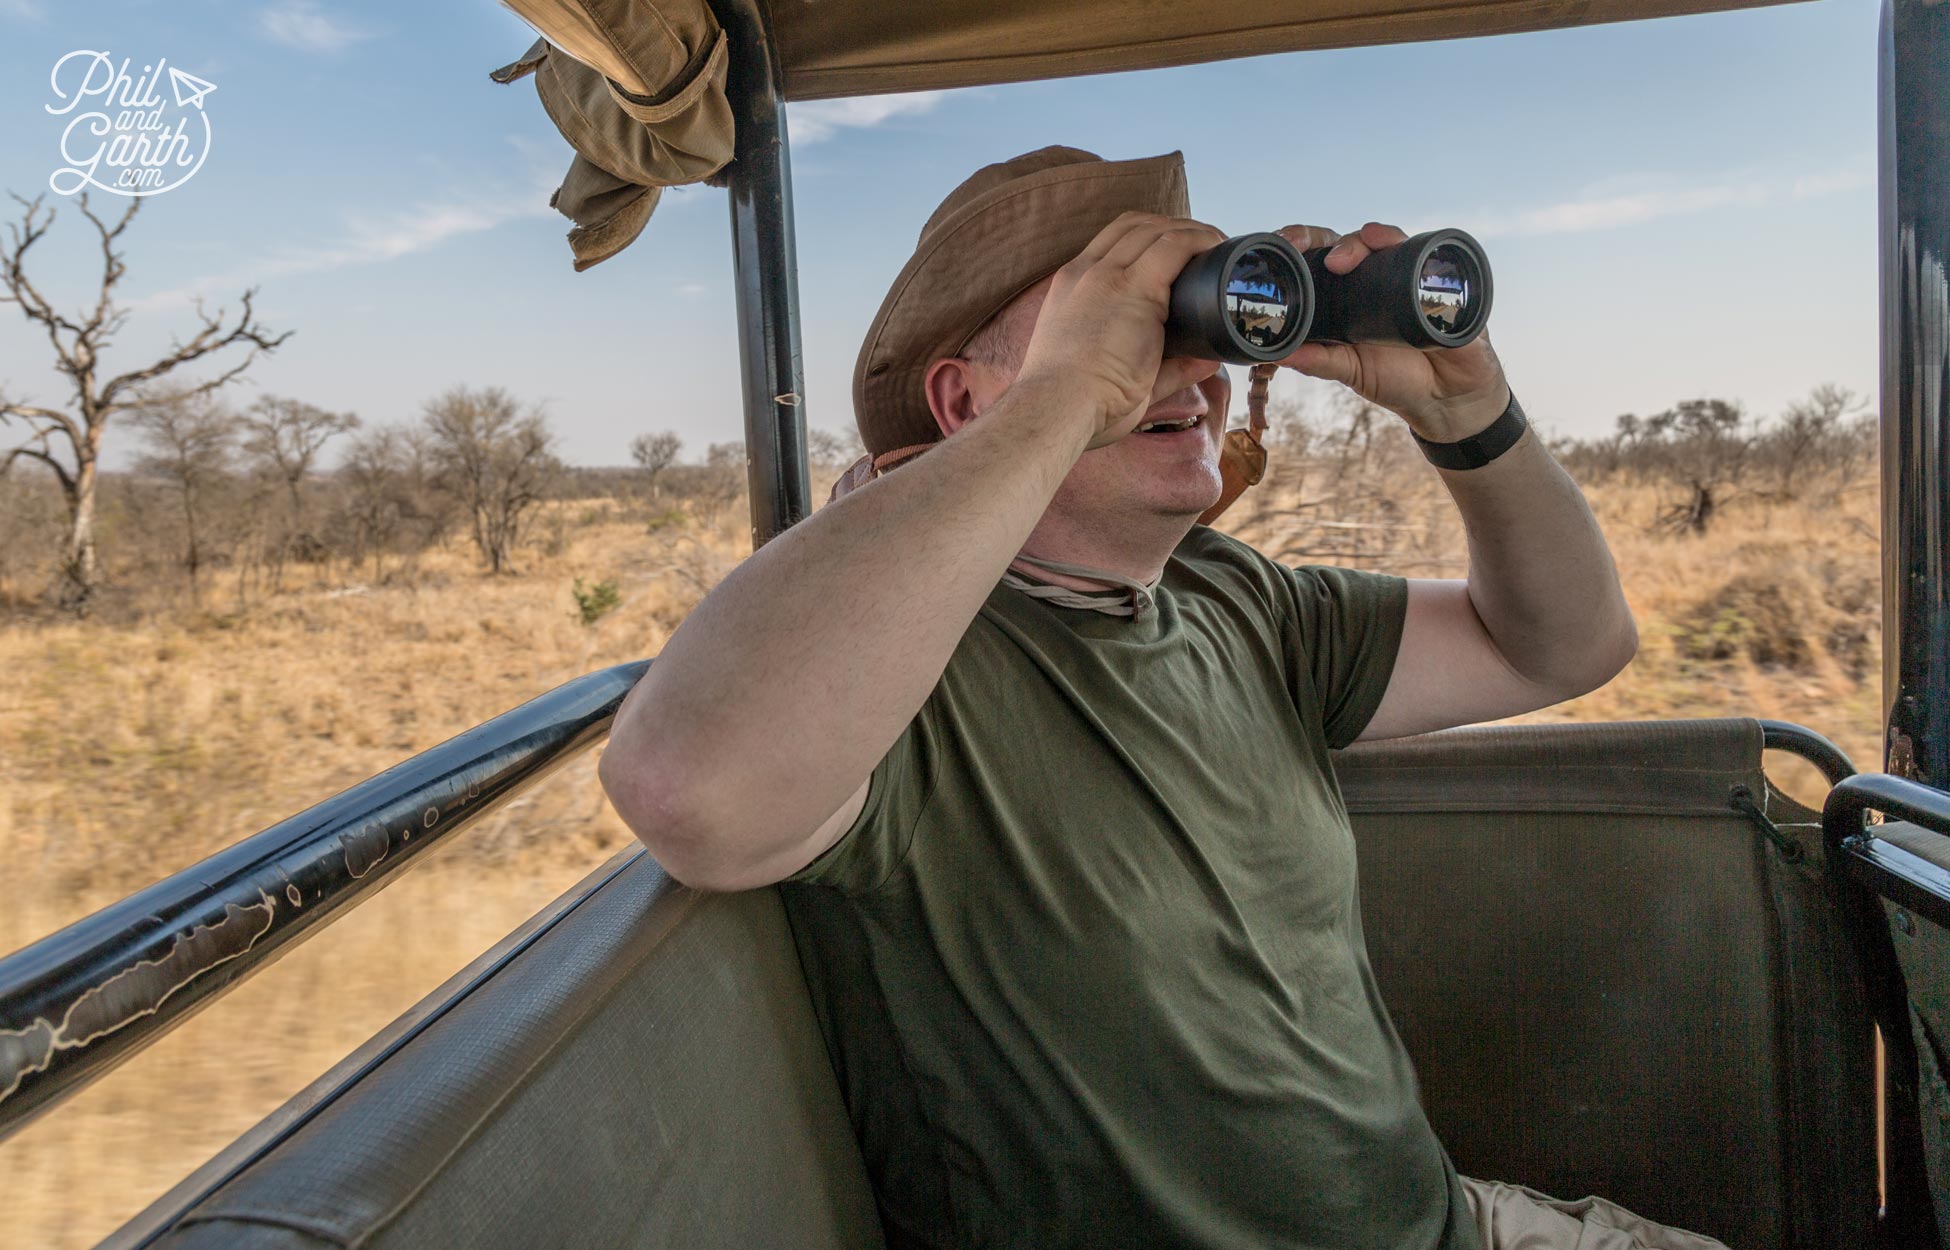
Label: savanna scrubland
xmin=0 ymin=378 xmax=1882 ymax=1247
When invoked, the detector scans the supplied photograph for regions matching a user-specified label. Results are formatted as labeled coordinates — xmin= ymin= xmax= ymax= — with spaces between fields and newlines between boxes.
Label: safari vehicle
xmin=1 ymin=0 xmax=1946 ymax=1246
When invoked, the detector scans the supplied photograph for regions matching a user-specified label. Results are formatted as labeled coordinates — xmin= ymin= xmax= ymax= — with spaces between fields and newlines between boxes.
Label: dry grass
xmin=1228 ymin=447 xmax=1884 ymax=802
xmin=0 ymin=460 xmax=1882 ymax=1247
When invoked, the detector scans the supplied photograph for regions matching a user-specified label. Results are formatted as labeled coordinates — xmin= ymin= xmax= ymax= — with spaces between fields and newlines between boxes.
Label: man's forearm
xmin=600 ymin=375 xmax=1093 ymax=879
xmin=1437 ymin=424 xmax=1637 ymax=694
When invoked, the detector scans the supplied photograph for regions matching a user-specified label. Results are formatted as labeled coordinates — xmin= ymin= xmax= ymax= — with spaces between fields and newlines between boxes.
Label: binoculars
xmin=1162 ymin=228 xmax=1493 ymax=364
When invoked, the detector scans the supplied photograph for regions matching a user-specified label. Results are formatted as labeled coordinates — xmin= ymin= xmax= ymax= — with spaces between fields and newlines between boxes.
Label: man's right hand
xmin=1016 ymin=212 xmax=1227 ymax=451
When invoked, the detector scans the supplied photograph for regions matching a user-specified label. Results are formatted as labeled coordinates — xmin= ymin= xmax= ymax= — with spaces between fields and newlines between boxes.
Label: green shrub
xmin=572 ymin=577 xmax=622 ymax=627
xmin=645 ymin=506 xmax=688 ymax=534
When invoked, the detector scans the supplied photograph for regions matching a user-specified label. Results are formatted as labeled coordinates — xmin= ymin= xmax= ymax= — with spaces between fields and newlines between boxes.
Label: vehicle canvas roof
xmin=764 ymin=0 xmax=1808 ymax=100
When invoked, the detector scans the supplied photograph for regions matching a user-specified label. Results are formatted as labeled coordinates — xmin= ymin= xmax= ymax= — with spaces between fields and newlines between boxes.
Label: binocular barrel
xmin=1161 ymin=229 xmax=1493 ymax=364
xmin=1303 ymin=228 xmax=1492 ymax=350
xmin=1162 ymin=232 xmax=1314 ymax=364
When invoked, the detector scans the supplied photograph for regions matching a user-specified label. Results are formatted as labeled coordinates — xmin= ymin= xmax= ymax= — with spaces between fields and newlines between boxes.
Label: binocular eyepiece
xmin=1161 ymin=228 xmax=1493 ymax=365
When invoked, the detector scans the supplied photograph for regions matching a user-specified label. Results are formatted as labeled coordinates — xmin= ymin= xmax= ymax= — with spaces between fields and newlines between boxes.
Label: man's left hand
xmin=1273 ymin=221 xmax=1509 ymax=443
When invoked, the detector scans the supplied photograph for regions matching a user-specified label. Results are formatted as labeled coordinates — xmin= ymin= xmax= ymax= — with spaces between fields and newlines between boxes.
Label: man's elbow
xmin=597 ymin=749 xmax=795 ymax=892
xmin=1554 ymin=605 xmax=1639 ymax=701
xmin=598 ymin=748 xmax=721 ymax=890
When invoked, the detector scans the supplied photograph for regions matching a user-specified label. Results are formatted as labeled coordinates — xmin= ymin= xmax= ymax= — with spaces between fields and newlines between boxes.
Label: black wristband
xmin=1412 ymin=390 xmax=1528 ymax=470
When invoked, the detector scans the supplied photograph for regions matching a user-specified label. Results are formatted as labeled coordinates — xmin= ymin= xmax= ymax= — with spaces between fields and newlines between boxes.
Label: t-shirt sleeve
xmin=1281 ymin=564 xmax=1410 ymax=749
xmin=779 ymin=701 xmax=940 ymax=892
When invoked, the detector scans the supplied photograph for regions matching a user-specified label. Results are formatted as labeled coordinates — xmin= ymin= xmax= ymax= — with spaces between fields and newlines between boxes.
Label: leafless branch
xmin=100 ymin=288 xmax=290 ymax=409
xmin=2 ymin=194 xmax=90 ymax=367
xmin=72 ymin=192 xmax=137 ymax=339
xmin=0 ymin=397 xmax=81 ymax=442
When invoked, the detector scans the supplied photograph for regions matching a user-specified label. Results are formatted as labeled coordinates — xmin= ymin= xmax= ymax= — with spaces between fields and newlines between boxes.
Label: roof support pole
xmin=720 ymin=0 xmax=812 ymax=549
xmin=1879 ymin=0 xmax=1950 ymax=787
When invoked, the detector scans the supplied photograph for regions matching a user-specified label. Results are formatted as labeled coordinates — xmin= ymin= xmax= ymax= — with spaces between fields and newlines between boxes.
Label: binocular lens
xmin=1416 ymin=242 xmax=1481 ymax=337
xmin=1223 ymin=246 xmax=1303 ymax=352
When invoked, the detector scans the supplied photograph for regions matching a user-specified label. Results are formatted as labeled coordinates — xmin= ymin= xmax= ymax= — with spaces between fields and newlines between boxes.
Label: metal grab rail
xmin=1825 ymin=772 xmax=1950 ymax=931
xmin=1759 ymin=718 xmax=1858 ymax=788
xmin=0 ymin=660 xmax=649 ymax=1144
xmin=1822 ymin=770 xmax=1950 ymax=1245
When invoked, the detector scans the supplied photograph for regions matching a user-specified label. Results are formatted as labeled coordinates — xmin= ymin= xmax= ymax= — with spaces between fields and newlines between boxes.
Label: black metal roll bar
xmin=1759 ymin=718 xmax=1858 ymax=788
xmin=720 ymin=0 xmax=811 ymax=549
xmin=1879 ymin=0 xmax=1950 ymax=788
xmin=1822 ymin=769 xmax=1950 ymax=1245
xmin=0 ymin=661 xmax=649 ymax=1145
xmin=1826 ymin=773 xmax=1950 ymax=933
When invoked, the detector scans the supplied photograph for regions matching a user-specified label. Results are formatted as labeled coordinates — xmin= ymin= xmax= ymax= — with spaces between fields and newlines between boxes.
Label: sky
xmin=0 ymin=0 xmax=1881 ymax=469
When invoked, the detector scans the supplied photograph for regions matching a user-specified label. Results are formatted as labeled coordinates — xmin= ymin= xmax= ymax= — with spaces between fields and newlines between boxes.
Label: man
xmin=599 ymin=147 xmax=1724 ymax=1250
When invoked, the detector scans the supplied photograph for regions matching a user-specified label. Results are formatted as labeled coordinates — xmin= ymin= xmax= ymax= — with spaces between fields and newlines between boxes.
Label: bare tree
xmin=629 ymin=430 xmax=681 ymax=497
xmin=239 ymin=395 xmax=359 ymax=518
xmin=701 ymin=440 xmax=748 ymax=517
xmin=1626 ymin=398 xmax=1754 ymax=534
xmin=334 ymin=425 xmax=450 ymax=581
xmin=0 ymin=192 xmax=289 ymax=610
xmin=422 ymin=386 xmax=560 ymax=574
xmin=1767 ymin=383 xmax=1866 ymax=499
xmin=129 ymin=391 xmax=241 ymax=601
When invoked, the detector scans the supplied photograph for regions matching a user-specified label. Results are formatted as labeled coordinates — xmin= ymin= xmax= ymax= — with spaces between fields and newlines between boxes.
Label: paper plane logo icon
xmin=167 ymin=67 xmax=217 ymax=110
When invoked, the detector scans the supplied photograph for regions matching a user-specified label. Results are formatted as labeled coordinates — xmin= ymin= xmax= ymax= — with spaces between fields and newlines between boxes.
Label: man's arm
xmin=600 ymin=375 xmax=1089 ymax=892
xmin=1272 ymin=221 xmax=1636 ymax=743
xmin=1359 ymin=424 xmax=1637 ymax=741
xmin=599 ymin=213 xmax=1226 ymax=891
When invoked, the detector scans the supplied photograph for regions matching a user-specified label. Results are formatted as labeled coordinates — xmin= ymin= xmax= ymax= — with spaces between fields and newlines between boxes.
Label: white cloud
xmin=676 ymin=282 xmax=707 ymax=296
xmin=0 ymin=0 xmax=46 ymax=18
xmin=787 ymin=92 xmax=946 ymax=145
xmin=1791 ymin=164 xmax=1874 ymax=199
xmin=1475 ymin=162 xmax=1870 ymax=238
xmin=260 ymin=1 xmax=374 ymax=53
xmin=129 ymin=181 xmax=556 ymax=313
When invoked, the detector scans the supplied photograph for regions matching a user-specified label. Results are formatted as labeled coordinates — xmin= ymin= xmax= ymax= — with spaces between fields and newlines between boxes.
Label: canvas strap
xmin=1195 ymin=363 xmax=1272 ymax=526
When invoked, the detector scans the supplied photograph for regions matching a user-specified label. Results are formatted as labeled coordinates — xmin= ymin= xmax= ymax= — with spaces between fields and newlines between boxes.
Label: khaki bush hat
xmin=853 ymin=146 xmax=1189 ymax=465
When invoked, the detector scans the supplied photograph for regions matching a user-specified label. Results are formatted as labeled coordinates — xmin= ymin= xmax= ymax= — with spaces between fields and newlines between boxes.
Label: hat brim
xmin=854 ymin=151 xmax=1189 ymax=459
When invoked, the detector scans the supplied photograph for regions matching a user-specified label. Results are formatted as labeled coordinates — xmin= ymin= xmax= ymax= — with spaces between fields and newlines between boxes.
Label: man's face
xmin=957 ymin=277 xmax=1229 ymax=533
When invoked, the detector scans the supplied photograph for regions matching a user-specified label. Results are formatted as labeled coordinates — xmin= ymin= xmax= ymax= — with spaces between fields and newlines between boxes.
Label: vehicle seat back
xmin=1339 ymin=718 xmax=1876 ymax=1250
xmin=143 ymin=855 xmax=886 ymax=1250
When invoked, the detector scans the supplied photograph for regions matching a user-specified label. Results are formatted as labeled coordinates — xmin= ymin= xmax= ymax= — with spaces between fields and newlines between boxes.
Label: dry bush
xmin=0 ymin=471 xmax=65 ymax=610
xmin=1216 ymin=383 xmax=1886 ymax=788
xmin=1557 ymin=384 xmax=1876 ymax=532
xmin=1673 ymin=543 xmax=1880 ymax=682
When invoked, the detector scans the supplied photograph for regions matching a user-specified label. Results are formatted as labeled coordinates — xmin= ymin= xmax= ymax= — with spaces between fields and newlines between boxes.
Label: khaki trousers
xmin=1461 ymin=1176 xmax=1734 ymax=1250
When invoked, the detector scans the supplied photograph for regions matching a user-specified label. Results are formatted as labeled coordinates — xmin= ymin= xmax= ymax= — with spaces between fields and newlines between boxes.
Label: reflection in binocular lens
xmin=1223 ymin=248 xmax=1295 ymax=350
xmin=1418 ymin=243 xmax=1476 ymax=335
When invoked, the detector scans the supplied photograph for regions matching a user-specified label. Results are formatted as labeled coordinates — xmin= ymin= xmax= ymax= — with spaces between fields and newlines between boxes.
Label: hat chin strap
xmin=872 ymin=443 xmax=935 ymax=474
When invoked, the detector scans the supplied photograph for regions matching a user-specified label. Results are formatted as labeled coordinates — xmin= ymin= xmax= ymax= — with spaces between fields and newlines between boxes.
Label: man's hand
xmin=1018 ymin=211 xmax=1227 ymax=450
xmin=1273 ymin=221 xmax=1510 ymax=443
xmin=1255 ymin=224 xmax=1639 ymax=740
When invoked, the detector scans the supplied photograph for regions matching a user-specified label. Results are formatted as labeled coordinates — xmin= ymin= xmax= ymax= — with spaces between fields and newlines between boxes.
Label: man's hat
xmin=853 ymin=146 xmax=1189 ymax=465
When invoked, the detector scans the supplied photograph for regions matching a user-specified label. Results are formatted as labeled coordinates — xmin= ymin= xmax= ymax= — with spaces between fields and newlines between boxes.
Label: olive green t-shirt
xmin=779 ymin=524 xmax=1477 ymax=1250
